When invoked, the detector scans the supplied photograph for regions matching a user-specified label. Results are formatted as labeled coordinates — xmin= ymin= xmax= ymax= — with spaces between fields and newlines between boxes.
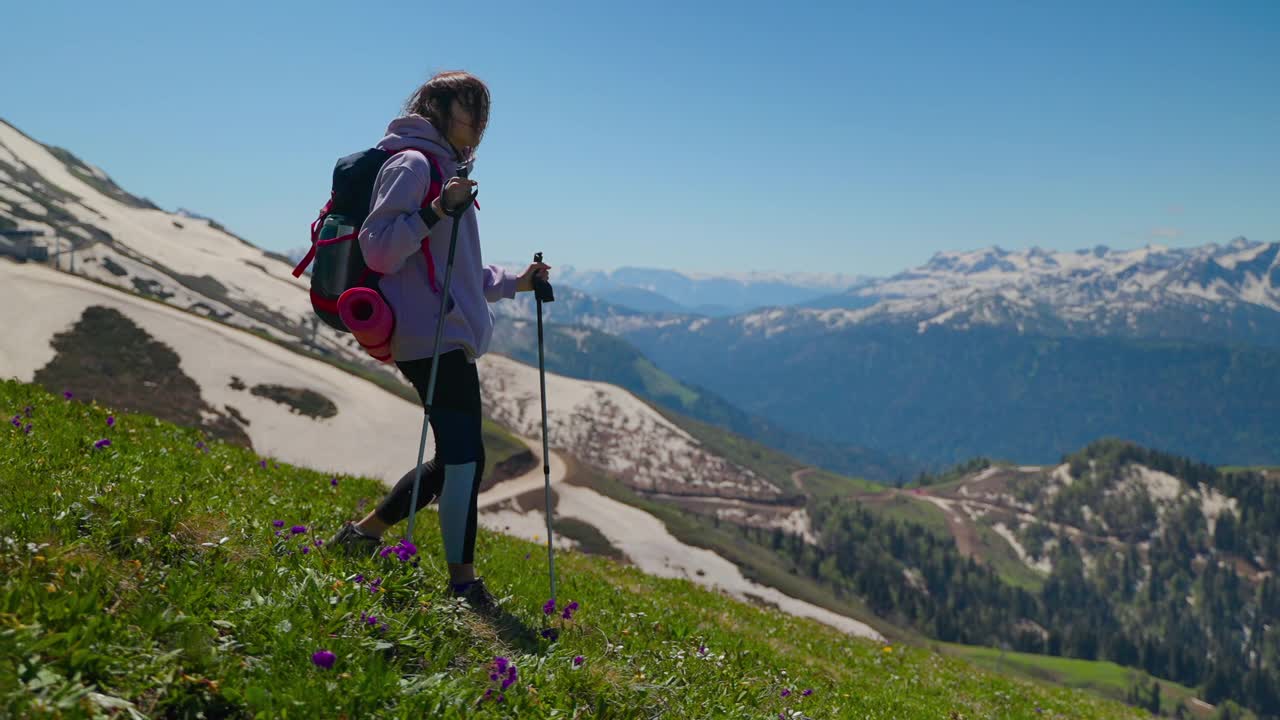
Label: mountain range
xmin=805 ymin=240 xmax=1280 ymax=347
xmin=491 ymin=241 xmax=1280 ymax=470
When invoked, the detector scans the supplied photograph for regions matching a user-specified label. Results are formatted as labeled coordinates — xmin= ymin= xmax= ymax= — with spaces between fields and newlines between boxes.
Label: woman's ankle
xmin=448 ymin=563 xmax=477 ymax=586
xmin=354 ymin=513 xmax=390 ymax=539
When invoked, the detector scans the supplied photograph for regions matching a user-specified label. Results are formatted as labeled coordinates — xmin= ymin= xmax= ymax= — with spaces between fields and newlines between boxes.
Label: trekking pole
xmin=405 ymin=182 xmax=479 ymax=543
xmin=532 ymin=251 xmax=557 ymax=603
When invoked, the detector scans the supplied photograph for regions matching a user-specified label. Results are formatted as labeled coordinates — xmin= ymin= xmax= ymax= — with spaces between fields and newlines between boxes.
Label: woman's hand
xmin=435 ymin=177 xmax=478 ymax=215
xmin=516 ymin=261 xmax=551 ymax=293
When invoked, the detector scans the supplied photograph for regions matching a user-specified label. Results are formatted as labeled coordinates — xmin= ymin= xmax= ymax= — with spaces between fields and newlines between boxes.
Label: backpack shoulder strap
xmin=385 ymin=148 xmax=446 ymax=292
xmin=386 ymin=148 xmax=444 ymax=208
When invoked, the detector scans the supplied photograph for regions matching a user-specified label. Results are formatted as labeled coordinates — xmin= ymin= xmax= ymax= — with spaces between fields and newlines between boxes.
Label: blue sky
xmin=5 ymin=1 xmax=1278 ymax=277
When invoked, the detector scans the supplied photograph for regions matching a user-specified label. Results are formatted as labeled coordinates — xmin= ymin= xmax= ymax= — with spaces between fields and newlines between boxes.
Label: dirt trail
xmin=789 ymin=467 xmax=816 ymax=494
xmin=915 ymin=493 xmax=980 ymax=558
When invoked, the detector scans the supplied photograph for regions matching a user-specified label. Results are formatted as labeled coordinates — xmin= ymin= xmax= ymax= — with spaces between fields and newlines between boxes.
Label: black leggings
xmin=374 ymin=350 xmax=485 ymax=564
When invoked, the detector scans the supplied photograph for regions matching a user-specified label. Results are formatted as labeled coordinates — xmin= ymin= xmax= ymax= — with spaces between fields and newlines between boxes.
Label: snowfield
xmin=0 ymin=260 xmax=429 ymax=483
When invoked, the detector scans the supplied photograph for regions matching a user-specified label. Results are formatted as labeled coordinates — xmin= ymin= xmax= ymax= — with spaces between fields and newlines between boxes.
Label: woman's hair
xmin=404 ymin=71 xmax=491 ymax=148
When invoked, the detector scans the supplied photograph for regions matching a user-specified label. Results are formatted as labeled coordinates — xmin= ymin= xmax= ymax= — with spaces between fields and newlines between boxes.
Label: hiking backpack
xmin=292 ymin=147 xmax=445 ymax=331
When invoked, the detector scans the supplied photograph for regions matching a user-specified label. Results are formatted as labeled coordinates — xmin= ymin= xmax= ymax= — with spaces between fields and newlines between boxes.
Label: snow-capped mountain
xmin=495 ymin=240 xmax=1280 ymax=350
xmin=802 ymin=240 xmax=1280 ymax=344
xmin=493 ymin=262 xmax=868 ymax=316
xmin=0 ymin=118 xmax=370 ymax=365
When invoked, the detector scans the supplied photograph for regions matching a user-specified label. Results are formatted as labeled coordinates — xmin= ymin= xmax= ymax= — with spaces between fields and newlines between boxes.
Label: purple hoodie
xmin=359 ymin=115 xmax=519 ymax=363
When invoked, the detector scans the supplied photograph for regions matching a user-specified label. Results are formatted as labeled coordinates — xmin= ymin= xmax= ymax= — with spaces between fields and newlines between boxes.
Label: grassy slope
xmin=937 ymin=643 xmax=1227 ymax=719
xmin=0 ymin=380 xmax=1145 ymax=719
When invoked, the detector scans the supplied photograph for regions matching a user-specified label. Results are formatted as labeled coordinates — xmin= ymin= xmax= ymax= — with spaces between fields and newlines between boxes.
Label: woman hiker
xmin=327 ymin=71 xmax=551 ymax=615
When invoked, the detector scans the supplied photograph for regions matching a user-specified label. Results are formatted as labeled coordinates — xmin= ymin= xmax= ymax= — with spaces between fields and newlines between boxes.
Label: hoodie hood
xmin=377 ymin=115 xmax=475 ymax=176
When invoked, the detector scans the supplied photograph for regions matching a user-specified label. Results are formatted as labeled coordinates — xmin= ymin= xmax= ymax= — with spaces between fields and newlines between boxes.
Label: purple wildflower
xmin=274 ymin=530 xmax=282 ymax=537
xmin=573 ymin=655 xmax=584 ymax=667
xmin=195 ymin=441 xmax=206 ymax=452
xmin=366 ymin=615 xmax=378 ymax=626
xmin=353 ymin=574 xmax=364 ymax=583
xmin=258 ymin=460 xmax=267 ymax=469
xmin=489 ymin=672 xmax=499 ymax=681
xmin=561 ymin=600 xmax=580 ymax=620
xmin=387 ymin=539 xmax=417 ymax=562
xmin=93 ymin=438 xmax=111 ymax=450
xmin=272 ymin=520 xmax=284 ymax=528
xmin=698 ymin=644 xmax=707 ymax=656
xmin=106 ymin=415 xmax=115 ymax=427
xmin=802 ymin=689 xmax=813 ymax=697
xmin=781 ymin=688 xmax=792 ymax=698
xmin=540 ymin=628 xmax=559 ymax=641
xmin=300 ymin=546 xmax=310 ymax=555
xmin=62 ymin=390 xmax=73 ymax=400
xmin=330 ymin=477 xmax=338 ymax=487
xmin=501 ymin=665 xmax=518 ymax=691
xmin=494 ymin=657 xmax=509 ymax=674
xmin=9 ymin=415 xmax=20 ymax=428
xmin=23 ymin=424 xmax=31 ymax=435
xmin=542 ymin=599 xmax=556 ymax=616
xmin=524 ymin=552 xmax=531 ymax=560
xmin=23 ymin=406 xmax=32 ymax=417
xmin=290 ymin=525 xmax=307 ymax=534
xmin=314 ymin=539 xmax=323 ymax=547
xmin=379 ymin=546 xmax=393 ymax=558
xmin=311 ymin=650 xmax=336 ymax=669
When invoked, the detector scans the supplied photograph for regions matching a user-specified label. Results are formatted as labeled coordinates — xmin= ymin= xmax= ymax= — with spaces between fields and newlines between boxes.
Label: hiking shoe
xmin=328 ymin=522 xmax=382 ymax=558
xmin=451 ymin=577 xmax=501 ymax=615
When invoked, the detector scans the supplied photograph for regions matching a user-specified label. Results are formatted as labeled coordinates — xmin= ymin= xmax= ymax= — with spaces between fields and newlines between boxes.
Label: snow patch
xmin=551 ymin=482 xmax=883 ymax=640
xmin=479 ymin=354 xmax=780 ymax=500
xmin=992 ymin=522 xmax=1053 ymax=574
xmin=477 ymin=503 xmax=578 ymax=551
xmin=1216 ymin=242 xmax=1270 ymax=270
xmin=1127 ymin=465 xmax=1183 ymax=503
xmin=0 ymin=185 xmax=31 ymax=206
xmin=1196 ymin=485 xmax=1240 ymax=536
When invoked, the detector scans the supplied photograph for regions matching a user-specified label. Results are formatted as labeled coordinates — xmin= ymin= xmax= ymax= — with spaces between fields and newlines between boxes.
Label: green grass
xmin=970 ymin=522 xmax=1048 ymax=592
xmin=0 ymin=380 xmax=1150 ymax=719
xmin=631 ymin=355 xmax=699 ymax=408
xmin=790 ymin=468 xmax=886 ymax=499
xmin=937 ymin=642 xmax=1230 ymax=718
xmin=876 ymin=494 xmax=953 ymax=539
xmin=479 ymin=419 xmax=528 ymax=481
xmin=1219 ymin=465 xmax=1280 ymax=477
